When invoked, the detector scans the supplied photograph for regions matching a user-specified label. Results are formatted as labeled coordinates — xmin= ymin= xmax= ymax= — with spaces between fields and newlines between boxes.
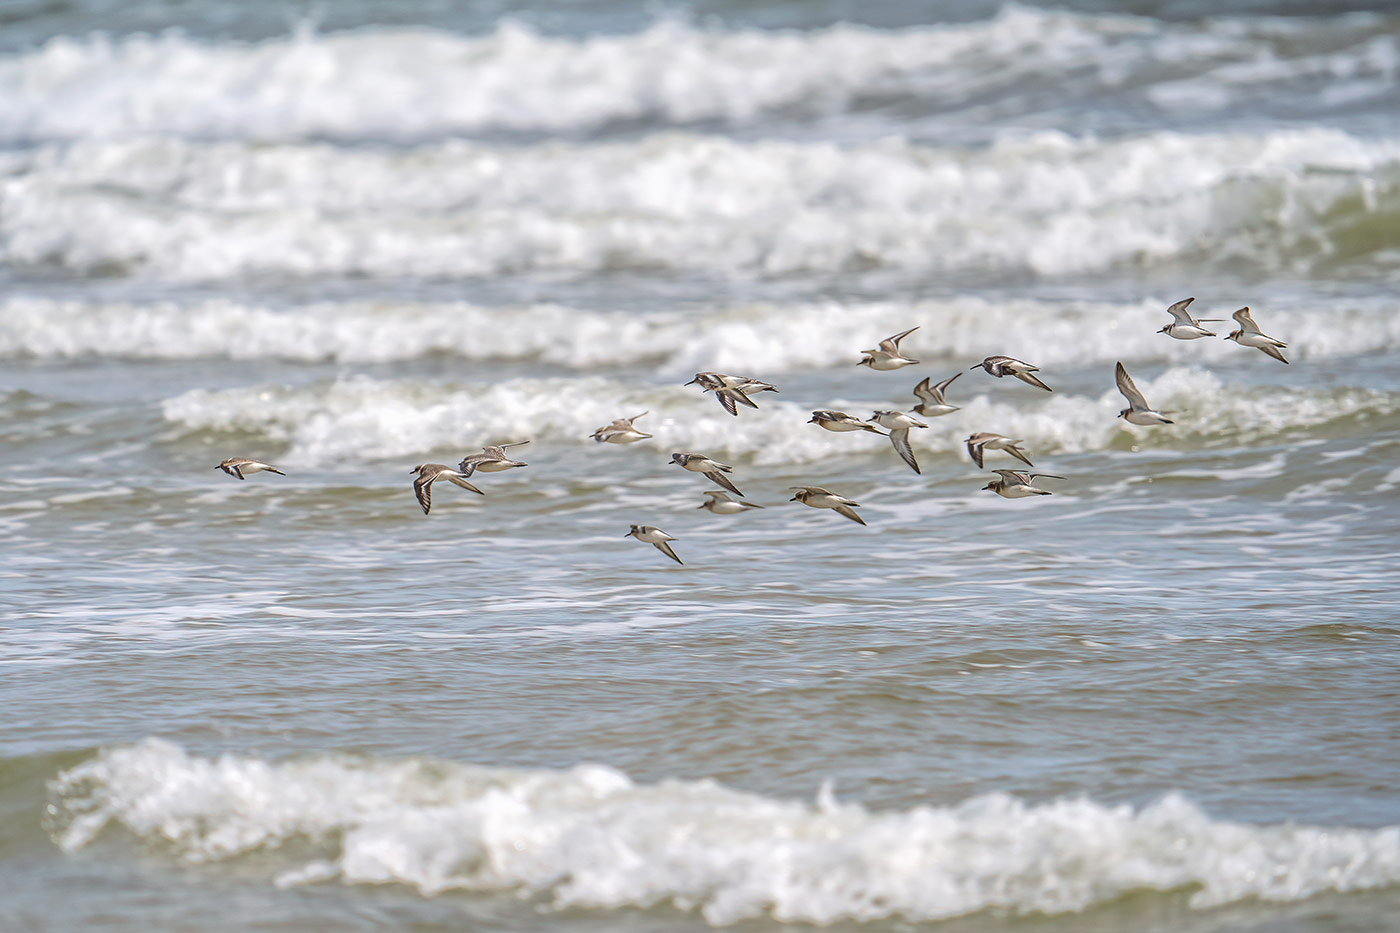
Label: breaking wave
xmin=3 ymin=294 xmax=1398 ymax=369
xmin=2 ymin=130 xmax=1396 ymax=281
xmin=46 ymin=739 xmax=1400 ymax=926
xmin=1 ymin=8 xmax=1396 ymax=142
xmin=158 ymin=369 xmax=1399 ymax=467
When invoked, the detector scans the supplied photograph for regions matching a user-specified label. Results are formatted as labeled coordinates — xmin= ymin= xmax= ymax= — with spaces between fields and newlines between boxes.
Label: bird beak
xmin=789 ymin=495 xmax=800 ymax=501
xmin=968 ymin=364 xmax=981 ymax=370
xmin=683 ymin=377 xmax=698 ymax=385
xmin=696 ymin=504 xmax=707 ymax=509
xmin=623 ymin=531 xmax=634 ymax=537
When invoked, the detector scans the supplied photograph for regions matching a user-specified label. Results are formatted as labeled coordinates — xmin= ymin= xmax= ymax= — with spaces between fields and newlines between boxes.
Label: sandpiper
xmin=982 ymin=469 xmax=1065 ymax=498
xmin=1115 ymin=362 xmax=1174 ymax=425
xmin=671 ymin=452 xmax=744 ymax=496
xmin=808 ymin=410 xmax=887 ymax=434
xmin=685 ymin=373 xmax=778 ymax=416
xmin=216 ymin=458 xmax=285 ymax=480
xmin=912 ymin=372 xmax=962 ymax=417
xmin=591 ymin=412 xmax=652 ymax=444
xmin=789 ymin=486 xmax=866 ymax=525
xmin=971 ymin=355 xmax=1053 ymax=391
xmin=1225 ymin=307 xmax=1289 ymax=364
xmin=871 ymin=410 xmax=927 ymax=474
xmin=858 ymin=327 xmax=920 ymax=370
xmin=1158 ymin=297 xmax=1221 ymax=340
xmin=458 ymin=441 xmax=529 ymax=477
xmin=964 ymin=432 xmax=1033 ymax=469
xmin=409 ymin=464 xmax=484 ymax=515
xmin=626 ymin=525 xmax=683 ymax=565
xmin=698 ymin=491 xmax=765 ymax=514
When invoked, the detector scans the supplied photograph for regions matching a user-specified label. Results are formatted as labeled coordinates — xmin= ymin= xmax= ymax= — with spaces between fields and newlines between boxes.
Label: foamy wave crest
xmin=1 ymin=9 xmax=1395 ymax=142
xmin=47 ymin=739 xmax=1400 ymax=925
xmin=3 ymin=130 xmax=1396 ymax=281
xmin=4 ymin=295 xmax=1399 ymax=367
xmin=159 ymin=370 xmax=1400 ymax=468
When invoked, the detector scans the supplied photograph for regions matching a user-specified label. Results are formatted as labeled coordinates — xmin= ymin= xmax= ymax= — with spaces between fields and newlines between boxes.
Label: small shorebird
xmin=410 ymin=464 xmax=484 ymax=515
xmin=982 ymin=469 xmax=1065 ymax=498
xmin=1115 ymin=362 xmax=1173 ymax=425
xmin=964 ymin=432 xmax=1033 ymax=469
xmin=858 ymin=327 xmax=920 ymax=370
xmin=1158 ymin=297 xmax=1221 ymax=340
xmin=698 ymin=491 xmax=764 ymax=514
xmin=216 ymin=458 xmax=285 ymax=480
xmin=971 ymin=355 xmax=1053 ymax=391
xmin=871 ymin=410 xmax=927 ymax=474
xmin=591 ymin=412 xmax=652 ymax=444
xmin=912 ymin=372 xmax=962 ymax=417
xmin=458 ymin=441 xmax=529 ymax=477
xmin=671 ymin=452 xmax=744 ymax=496
xmin=789 ymin=486 xmax=866 ymax=525
xmin=808 ymin=410 xmax=887 ymax=434
xmin=685 ymin=373 xmax=778 ymax=416
xmin=626 ymin=525 xmax=683 ymax=565
xmin=1225 ymin=307 xmax=1289 ymax=364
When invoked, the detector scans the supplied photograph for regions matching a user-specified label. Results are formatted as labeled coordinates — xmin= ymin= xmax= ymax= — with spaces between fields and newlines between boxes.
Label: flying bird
xmin=410 ymin=464 xmax=484 ymax=515
xmin=808 ymin=410 xmax=887 ymax=434
xmin=1114 ymin=362 xmax=1173 ymax=425
xmin=911 ymin=372 xmax=962 ymax=417
xmin=1158 ymin=297 xmax=1221 ymax=340
xmin=964 ymin=432 xmax=1033 ymax=469
xmin=871 ymin=410 xmax=927 ymax=474
xmin=981 ymin=470 xmax=1065 ymax=499
xmin=671 ymin=452 xmax=744 ymax=496
xmin=858 ymin=327 xmax=920 ymax=370
xmin=625 ymin=525 xmax=683 ymax=565
xmin=458 ymin=441 xmax=529 ymax=477
xmin=591 ymin=412 xmax=652 ymax=444
xmin=789 ymin=486 xmax=866 ymax=525
xmin=698 ymin=491 xmax=765 ymax=514
xmin=971 ymin=355 xmax=1053 ymax=392
xmin=1225 ymin=307 xmax=1289 ymax=364
xmin=216 ymin=458 xmax=285 ymax=480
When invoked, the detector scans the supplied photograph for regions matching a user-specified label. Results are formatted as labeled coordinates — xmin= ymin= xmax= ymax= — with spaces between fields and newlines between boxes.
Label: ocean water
xmin=3 ymin=1 xmax=1400 ymax=930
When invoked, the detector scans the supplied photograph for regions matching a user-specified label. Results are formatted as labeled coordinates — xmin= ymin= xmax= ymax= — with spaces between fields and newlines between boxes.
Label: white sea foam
xmin=8 ymin=295 xmax=1400 ymax=369
xmin=2 ymin=128 xmax=1396 ymax=281
xmin=0 ymin=9 xmax=1394 ymax=142
xmin=47 ymin=739 xmax=1400 ymax=925
xmin=158 ymin=369 xmax=1400 ymax=468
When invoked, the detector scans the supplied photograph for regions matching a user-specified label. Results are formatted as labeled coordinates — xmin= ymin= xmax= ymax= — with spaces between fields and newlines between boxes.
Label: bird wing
xmin=833 ymin=504 xmax=867 ymax=526
xmin=705 ymin=470 xmax=744 ymax=496
xmin=1028 ymin=473 xmax=1066 ymax=483
xmin=413 ymin=473 xmax=435 ymax=514
xmin=1013 ymin=369 xmax=1053 ymax=392
xmin=1166 ymin=297 xmax=1196 ymax=325
xmin=627 ymin=411 xmax=649 ymax=423
xmin=1115 ymin=361 xmax=1148 ymax=410
xmin=889 ymin=428 xmax=920 ymax=474
xmin=1004 ymin=444 xmax=1034 ymax=467
xmin=653 ymin=540 xmax=684 ymax=565
xmin=1232 ymin=307 xmax=1260 ymax=333
xmin=932 ymin=371 xmax=961 ymax=397
xmin=911 ymin=376 xmax=934 ymax=404
xmin=992 ymin=469 xmax=1032 ymax=483
xmin=966 ymin=436 xmax=986 ymax=468
xmin=880 ymin=326 xmax=919 ymax=353
xmin=1258 ymin=343 xmax=1289 ymax=364
xmin=448 ymin=475 xmax=485 ymax=495
xmin=713 ymin=389 xmax=741 ymax=416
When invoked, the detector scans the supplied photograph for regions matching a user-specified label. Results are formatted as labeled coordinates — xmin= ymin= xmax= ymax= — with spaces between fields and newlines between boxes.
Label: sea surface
xmin=3 ymin=0 xmax=1400 ymax=929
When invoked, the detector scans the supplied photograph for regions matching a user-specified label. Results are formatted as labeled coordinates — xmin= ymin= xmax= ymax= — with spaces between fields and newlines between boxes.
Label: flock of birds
xmin=216 ymin=301 xmax=1288 ymax=566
